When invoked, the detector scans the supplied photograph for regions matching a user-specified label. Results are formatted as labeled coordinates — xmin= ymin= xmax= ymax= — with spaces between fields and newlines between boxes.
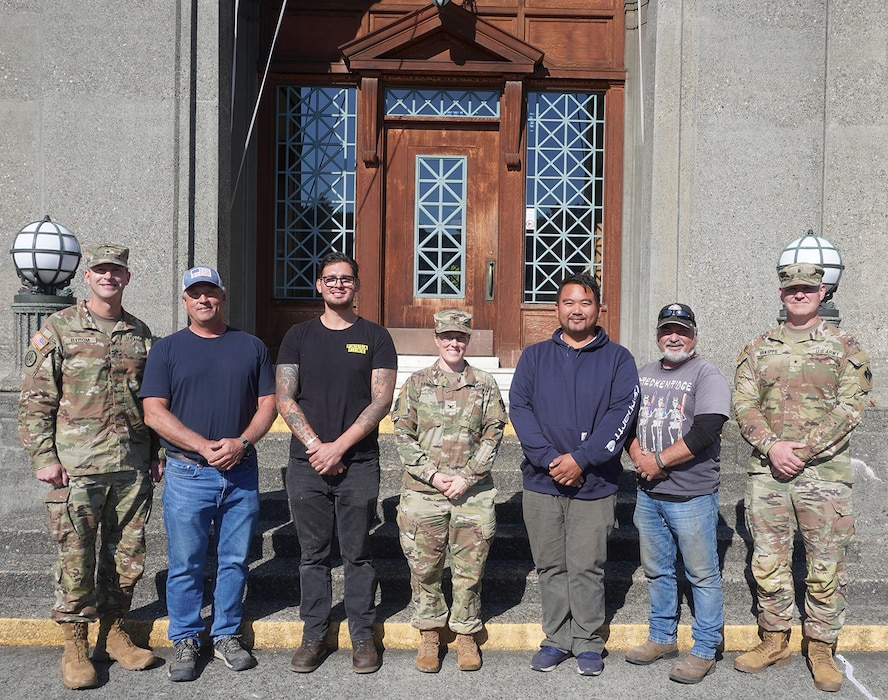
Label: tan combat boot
xmin=807 ymin=640 xmax=842 ymax=692
xmin=415 ymin=629 xmax=441 ymax=673
xmin=456 ymin=633 xmax=482 ymax=671
xmin=734 ymin=629 xmax=791 ymax=673
xmin=60 ymin=622 xmax=98 ymax=690
xmin=93 ymin=615 xmax=156 ymax=670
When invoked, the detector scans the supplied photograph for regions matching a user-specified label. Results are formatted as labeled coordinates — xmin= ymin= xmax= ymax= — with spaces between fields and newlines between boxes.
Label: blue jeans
xmin=162 ymin=453 xmax=259 ymax=643
xmin=634 ymin=489 xmax=724 ymax=659
xmin=286 ymin=457 xmax=379 ymax=641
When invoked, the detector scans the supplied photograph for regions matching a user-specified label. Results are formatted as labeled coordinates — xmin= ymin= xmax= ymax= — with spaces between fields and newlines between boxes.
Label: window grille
xmin=414 ymin=155 xmax=467 ymax=298
xmin=524 ymin=91 xmax=605 ymax=303
xmin=274 ymin=86 xmax=356 ymax=298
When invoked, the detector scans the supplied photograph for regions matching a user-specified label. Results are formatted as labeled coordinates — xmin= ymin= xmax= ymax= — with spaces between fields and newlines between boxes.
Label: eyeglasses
xmin=320 ymin=275 xmax=357 ymax=288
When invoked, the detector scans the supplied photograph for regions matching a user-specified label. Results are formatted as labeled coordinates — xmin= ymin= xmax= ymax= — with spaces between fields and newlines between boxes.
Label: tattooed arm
xmin=275 ymin=362 xmax=321 ymax=447
xmin=307 ymin=367 xmax=397 ymax=474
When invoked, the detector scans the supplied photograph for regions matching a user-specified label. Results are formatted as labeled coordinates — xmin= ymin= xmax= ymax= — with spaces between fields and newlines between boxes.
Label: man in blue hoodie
xmin=510 ymin=273 xmax=639 ymax=677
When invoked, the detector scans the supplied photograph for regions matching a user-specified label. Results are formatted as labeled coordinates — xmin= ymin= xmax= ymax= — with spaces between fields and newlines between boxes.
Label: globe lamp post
xmin=777 ymin=229 xmax=843 ymax=325
xmin=10 ymin=216 xmax=81 ymax=367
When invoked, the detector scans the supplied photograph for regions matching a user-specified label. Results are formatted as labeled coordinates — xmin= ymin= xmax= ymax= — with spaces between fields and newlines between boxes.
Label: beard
xmin=662 ymin=347 xmax=694 ymax=364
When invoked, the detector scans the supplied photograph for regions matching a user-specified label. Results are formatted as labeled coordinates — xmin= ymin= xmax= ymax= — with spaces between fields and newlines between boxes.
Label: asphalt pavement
xmin=2 ymin=646 xmax=885 ymax=700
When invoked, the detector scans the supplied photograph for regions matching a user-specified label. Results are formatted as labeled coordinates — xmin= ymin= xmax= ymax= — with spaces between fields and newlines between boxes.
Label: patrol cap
xmin=182 ymin=266 xmax=224 ymax=291
xmin=434 ymin=309 xmax=472 ymax=335
xmin=84 ymin=244 xmax=129 ymax=269
xmin=657 ymin=303 xmax=696 ymax=330
xmin=778 ymin=263 xmax=824 ymax=289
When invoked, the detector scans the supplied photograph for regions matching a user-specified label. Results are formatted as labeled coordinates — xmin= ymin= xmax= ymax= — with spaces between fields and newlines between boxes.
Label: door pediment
xmin=341 ymin=4 xmax=543 ymax=76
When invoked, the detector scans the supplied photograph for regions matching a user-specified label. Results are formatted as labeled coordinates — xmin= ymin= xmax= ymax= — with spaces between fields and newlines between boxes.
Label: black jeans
xmin=286 ymin=456 xmax=380 ymax=641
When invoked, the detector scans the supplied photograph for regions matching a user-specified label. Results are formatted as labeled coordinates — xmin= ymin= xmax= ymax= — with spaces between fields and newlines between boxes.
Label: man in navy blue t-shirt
xmin=275 ymin=251 xmax=397 ymax=675
xmin=141 ymin=266 xmax=276 ymax=682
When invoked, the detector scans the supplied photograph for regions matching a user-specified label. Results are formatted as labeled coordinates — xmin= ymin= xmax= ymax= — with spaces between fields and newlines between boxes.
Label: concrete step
xmin=4 ymin=550 xmax=888 ymax=628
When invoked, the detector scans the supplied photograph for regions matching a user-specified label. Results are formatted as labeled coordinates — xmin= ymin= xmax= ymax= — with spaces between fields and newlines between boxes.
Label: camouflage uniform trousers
xmin=397 ymin=485 xmax=497 ymax=634
xmin=745 ymin=472 xmax=854 ymax=643
xmin=45 ymin=470 xmax=153 ymax=622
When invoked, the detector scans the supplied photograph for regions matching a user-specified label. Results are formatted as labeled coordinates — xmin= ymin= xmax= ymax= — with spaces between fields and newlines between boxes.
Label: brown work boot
xmin=456 ymin=633 xmax=482 ymax=671
xmin=289 ymin=639 xmax=328 ymax=673
xmin=807 ymin=640 xmax=842 ymax=692
xmin=93 ymin=616 xmax=156 ymax=670
xmin=669 ymin=654 xmax=716 ymax=684
xmin=352 ymin=638 xmax=381 ymax=674
xmin=734 ymin=629 xmax=791 ymax=673
xmin=625 ymin=639 xmax=679 ymax=665
xmin=60 ymin=622 xmax=98 ymax=690
xmin=415 ymin=629 xmax=441 ymax=673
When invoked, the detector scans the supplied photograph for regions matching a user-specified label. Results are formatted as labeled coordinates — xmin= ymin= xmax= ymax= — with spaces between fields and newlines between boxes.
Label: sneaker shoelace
xmin=176 ymin=640 xmax=198 ymax=662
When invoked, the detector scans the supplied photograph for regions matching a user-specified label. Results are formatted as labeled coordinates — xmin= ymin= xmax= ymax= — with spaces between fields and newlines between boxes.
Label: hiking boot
xmin=60 ymin=622 xmax=98 ymax=690
xmin=214 ymin=635 xmax=257 ymax=672
xmin=352 ymin=638 xmax=380 ymax=674
xmin=576 ymin=651 xmax=604 ymax=676
xmin=625 ymin=640 xmax=679 ymax=666
xmin=807 ymin=640 xmax=842 ymax=692
xmin=415 ymin=629 xmax=441 ymax=673
xmin=669 ymin=654 xmax=716 ymax=684
xmin=456 ymin=633 xmax=482 ymax=671
xmin=93 ymin=616 xmax=156 ymax=670
xmin=290 ymin=639 xmax=328 ymax=673
xmin=530 ymin=645 xmax=570 ymax=672
xmin=734 ymin=629 xmax=791 ymax=673
xmin=168 ymin=638 xmax=200 ymax=682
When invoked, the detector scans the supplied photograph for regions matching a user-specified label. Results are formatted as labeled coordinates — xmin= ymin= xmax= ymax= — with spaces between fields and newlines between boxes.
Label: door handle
xmin=485 ymin=259 xmax=495 ymax=301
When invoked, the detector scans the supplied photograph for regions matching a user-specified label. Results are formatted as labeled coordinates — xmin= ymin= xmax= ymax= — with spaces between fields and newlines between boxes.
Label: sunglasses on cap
xmin=658 ymin=308 xmax=694 ymax=320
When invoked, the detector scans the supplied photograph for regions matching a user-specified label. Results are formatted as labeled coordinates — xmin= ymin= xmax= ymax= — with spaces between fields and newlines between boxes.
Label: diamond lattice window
xmin=414 ymin=155 xmax=467 ymax=298
xmin=385 ymin=88 xmax=500 ymax=118
xmin=524 ymin=91 xmax=605 ymax=303
xmin=274 ymin=86 xmax=356 ymax=298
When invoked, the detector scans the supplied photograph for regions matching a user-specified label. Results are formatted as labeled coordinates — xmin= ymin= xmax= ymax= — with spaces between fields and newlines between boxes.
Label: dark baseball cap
xmin=657 ymin=303 xmax=696 ymax=330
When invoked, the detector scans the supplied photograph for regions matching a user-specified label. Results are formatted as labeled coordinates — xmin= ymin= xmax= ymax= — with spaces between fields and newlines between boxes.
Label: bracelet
xmin=654 ymin=451 xmax=666 ymax=470
xmin=304 ymin=435 xmax=318 ymax=448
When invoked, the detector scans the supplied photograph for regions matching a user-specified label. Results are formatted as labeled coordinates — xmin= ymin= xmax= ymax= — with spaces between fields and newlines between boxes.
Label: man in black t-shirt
xmin=275 ymin=252 xmax=397 ymax=675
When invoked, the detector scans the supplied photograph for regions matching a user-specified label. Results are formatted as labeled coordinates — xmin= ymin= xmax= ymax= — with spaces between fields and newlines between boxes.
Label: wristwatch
xmin=239 ymin=436 xmax=253 ymax=456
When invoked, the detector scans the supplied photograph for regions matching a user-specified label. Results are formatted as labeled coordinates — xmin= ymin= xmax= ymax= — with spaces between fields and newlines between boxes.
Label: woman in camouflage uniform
xmin=392 ymin=309 xmax=507 ymax=673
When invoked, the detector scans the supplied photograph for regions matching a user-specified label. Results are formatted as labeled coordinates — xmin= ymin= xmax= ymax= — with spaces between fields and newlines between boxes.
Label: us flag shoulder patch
xmin=31 ymin=331 xmax=50 ymax=350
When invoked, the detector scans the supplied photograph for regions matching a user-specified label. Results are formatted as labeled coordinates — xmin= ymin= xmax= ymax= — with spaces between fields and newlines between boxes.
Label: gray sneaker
xmin=213 ymin=635 xmax=257 ymax=671
xmin=168 ymin=638 xmax=200 ymax=682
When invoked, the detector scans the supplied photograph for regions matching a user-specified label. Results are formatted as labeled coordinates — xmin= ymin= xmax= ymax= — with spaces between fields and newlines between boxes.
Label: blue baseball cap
xmin=182 ymin=266 xmax=224 ymax=291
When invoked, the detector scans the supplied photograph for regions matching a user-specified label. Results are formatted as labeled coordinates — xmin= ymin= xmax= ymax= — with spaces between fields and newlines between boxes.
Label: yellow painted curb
xmin=3 ymin=619 xmax=886 ymax=652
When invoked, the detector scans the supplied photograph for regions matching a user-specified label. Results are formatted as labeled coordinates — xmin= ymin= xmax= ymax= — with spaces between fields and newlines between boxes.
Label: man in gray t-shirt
xmin=625 ymin=303 xmax=732 ymax=685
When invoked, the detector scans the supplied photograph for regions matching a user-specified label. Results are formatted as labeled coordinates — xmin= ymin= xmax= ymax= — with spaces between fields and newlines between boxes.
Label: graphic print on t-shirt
xmin=637 ymin=378 xmax=691 ymax=453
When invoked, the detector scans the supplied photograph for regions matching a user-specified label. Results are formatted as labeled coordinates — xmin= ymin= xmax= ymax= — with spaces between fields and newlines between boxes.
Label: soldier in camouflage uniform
xmin=392 ymin=310 xmax=507 ymax=673
xmin=18 ymin=245 xmax=160 ymax=690
xmin=733 ymin=263 xmax=872 ymax=693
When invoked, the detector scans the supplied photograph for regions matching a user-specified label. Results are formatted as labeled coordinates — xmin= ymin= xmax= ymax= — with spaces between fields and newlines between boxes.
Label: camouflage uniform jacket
xmin=392 ymin=362 xmax=507 ymax=494
xmin=18 ymin=301 xmax=158 ymax=475
xmin=733 ymin=319 xmax=871 ymax=482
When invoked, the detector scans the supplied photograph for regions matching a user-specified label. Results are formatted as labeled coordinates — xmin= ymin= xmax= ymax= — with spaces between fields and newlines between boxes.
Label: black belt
xmin=164 ymin=450 xmax=209 ymax=466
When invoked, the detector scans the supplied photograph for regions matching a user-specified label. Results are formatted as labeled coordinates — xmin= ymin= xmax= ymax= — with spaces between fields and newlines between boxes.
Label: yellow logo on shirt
xmin=346 ymin=343 xmax=369 ymax=355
